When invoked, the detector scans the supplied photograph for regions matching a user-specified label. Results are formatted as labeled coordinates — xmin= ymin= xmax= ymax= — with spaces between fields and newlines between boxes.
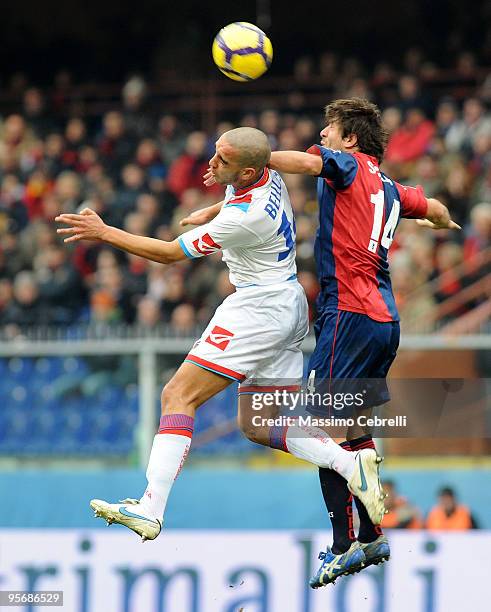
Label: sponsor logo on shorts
xmin=205 ymin=325 xmax=234 ymax=351
xmin=193 ymin=233 xmax=222 ymax=255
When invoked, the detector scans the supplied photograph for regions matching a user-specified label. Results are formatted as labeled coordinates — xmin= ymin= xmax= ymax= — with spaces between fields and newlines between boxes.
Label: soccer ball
xmin=212 ymin=22 xmax=273 ymax=82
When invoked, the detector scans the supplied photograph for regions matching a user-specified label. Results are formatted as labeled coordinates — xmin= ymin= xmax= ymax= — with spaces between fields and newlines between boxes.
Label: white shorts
xmin=185 ymin=280 xmax=309 ymax=393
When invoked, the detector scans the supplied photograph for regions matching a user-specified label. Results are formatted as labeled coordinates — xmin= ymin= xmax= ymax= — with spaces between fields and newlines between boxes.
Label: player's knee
xmin=161 ymin=378 xmax=195 ymax=414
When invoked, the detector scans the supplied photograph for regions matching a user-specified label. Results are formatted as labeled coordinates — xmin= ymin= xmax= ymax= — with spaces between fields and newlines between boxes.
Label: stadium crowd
xmin=0 ymin=52 xmax=490 ymax=338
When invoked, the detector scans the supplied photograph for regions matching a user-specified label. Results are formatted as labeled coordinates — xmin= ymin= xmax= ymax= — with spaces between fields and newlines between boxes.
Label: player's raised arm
xmin=180 ymin=200 xmax=224 ymax=227
xmin=55 ymin=208 xmax=187 ymax=264
xmin=416 ymin=198 xmax=461 ymax=231
xmin=269 ymin=150 xmax=323 ymax=175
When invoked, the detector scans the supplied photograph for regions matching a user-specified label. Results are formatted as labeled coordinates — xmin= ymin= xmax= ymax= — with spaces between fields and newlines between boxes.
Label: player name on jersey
xmin=178 ymin=168 xmax=298 ymax=287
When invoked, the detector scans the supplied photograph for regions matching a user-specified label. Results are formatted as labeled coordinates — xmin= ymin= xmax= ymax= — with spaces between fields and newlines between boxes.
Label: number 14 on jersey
xmin=368 ymin=189 xmax=400 ymax=253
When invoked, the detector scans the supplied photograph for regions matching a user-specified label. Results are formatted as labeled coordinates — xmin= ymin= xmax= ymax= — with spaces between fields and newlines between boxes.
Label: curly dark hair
xmin=324 ymin=98 xmax=388 ymax=163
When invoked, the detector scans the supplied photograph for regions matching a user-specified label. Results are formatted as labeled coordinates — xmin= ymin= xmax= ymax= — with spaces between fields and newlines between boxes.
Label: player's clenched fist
xmin=55 ymin=208 xmax=108 ymax=243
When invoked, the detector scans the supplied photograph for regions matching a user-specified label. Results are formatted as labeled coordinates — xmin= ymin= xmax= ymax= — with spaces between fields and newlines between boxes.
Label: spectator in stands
xmin=90 ymin=289 xmax=121 ymax=324
xmin=445 ymin=98 xmax=491 ymax=158
xmin=295 ymin=118 xmax=317 ymax=150
xmin=297 ymin=270 xmax=320 ymax=322
xmin=170 ymin=187 xmax=211 ymax=235
xmin=381 ymin=107 xmax=403 ymax=138
xmin=167 ymin=131 xmax=217 ymax=197
xmin=0 ymin=278 xmax=13 ymax=319
xmin=124 ymin=210 xmax=150 ymax=237
xmin=1 ymin=271 xmax=48 ymax=326
xmin=94 ymin=264 xmax=135 ymax=323
xmin=121 ymin=76 xmax=154 ymax=139
xmin=259 ymin=110 xmax=281 ymax=149
xmin=426 ymin=486 xmax=478 ymax=529
xmin=463 ymin=202 xmax=491 ymax=283
xmin=63 ymin=119 xmax=88 ymax=170
xmin=438 ymin=159 xmax=473 ymax=226
xmin=396 ymin=75 xmax=431 ymax=116
xmin=112 ymin=164 xmax=146 ymax=223
xmin=35 ymin=244 xmax=85 ymax=324
xmin=157 ymin=114 xmax=186 ymax=166
xmin=136 ymin=193 xmax=169 ymax=234
xmin=97 ymin=111 xmax=135 ymax=180
xmin=381 ymin=480 xmax=423 ymax=529
xmin=135 ymin=139 xmax=165 ymax=178
xmin=54 ymin=171 xmax=82 ymax=214
xmin=385 ymin=107 xmax=435 ymax=164
xmin=22 ymin=87 xmax=56 ymax=138
xmin=431 ymin=243 xmax=468 ymax=318
xmin=136 ymin=295 xmax=162 ymax=330
xmin=0 ymin=115 xmax=36 ymax=172
xmin=43 ymin=133 xmax=65 ymax=178
xmin=435 ymin=99 xmax=459 ymax=139
xmin=160 ymin=270 xmax=187 ymax=322
xmin=408 ymin=154 xmax=443 ymax=196
xmin=170 ymin=303 xmax=197 ymax=334
xmin=0 ymin=173 xmax=27 ymax=232
xmin=464 ymin=202 xmax=491 ymax=260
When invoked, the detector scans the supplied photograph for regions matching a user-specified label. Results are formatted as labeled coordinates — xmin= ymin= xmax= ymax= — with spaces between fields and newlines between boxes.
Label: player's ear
xmin=344 ymin=133 xmax=358 ymax=150
xmin=243 ymin=167 xmax=256 ymax=182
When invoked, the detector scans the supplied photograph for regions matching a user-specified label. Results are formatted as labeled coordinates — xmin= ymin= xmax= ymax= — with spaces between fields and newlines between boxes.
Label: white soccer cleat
xmin=347 ymin=449 xmax=385 ymax=525
xmin=90 ymin=498 xmax=162 ymax=542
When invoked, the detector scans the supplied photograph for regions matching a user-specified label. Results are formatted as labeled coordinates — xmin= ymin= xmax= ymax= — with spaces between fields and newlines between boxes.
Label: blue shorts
xmin=308 ymin=309 xmax=400 ymax=410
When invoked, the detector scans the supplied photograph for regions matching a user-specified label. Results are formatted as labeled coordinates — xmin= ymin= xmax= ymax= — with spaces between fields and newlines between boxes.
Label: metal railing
xmin=403 ymin=247 xmax=491 ymax=333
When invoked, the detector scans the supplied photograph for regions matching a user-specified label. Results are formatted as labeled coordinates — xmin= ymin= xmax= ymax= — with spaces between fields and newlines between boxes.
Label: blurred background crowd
xmin=0 ymin=48 xmax=490 ymax=339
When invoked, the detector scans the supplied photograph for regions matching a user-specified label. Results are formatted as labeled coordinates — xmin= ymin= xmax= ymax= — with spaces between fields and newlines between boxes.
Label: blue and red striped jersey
xmin=309 ymin=145 xmax=428 ymax=322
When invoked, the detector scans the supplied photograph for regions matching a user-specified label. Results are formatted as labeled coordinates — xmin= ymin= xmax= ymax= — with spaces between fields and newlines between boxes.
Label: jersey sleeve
xmin=177 ymin=207 xmax=261 ymax=259
xmin=306 ymin=145 xmax=358 ymax=189
xmin=395 ymin=182 xmax=428 ymax=219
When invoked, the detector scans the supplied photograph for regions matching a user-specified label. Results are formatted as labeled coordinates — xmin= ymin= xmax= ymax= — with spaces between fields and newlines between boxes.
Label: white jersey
xmin=177 ymin=168 xmax=297 ymax=287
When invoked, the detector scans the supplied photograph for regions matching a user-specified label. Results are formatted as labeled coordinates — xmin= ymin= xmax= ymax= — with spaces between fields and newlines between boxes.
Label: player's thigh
xmin=309 ymin=310 xmax=394 ymax=381
xmin=162 ymin=361 xmax=232 ymax=414
xmin=187 ymin=283 xmax=306 ymax=383
xmin=238 ymin=283 xmax=308 ymax=390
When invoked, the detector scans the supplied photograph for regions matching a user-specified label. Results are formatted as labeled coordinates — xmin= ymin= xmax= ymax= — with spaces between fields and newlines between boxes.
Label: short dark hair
xmin=438 ymin=486 xmax=455 ymax=498
xmin=324 ymin=98 xmax=388 ymax=164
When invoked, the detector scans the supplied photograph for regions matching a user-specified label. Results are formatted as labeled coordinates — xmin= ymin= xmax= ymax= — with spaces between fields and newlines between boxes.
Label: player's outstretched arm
xmin=55 ymin=208 xmax=187 ymax=264
xmin=416 ymin=198 xmax=461 ymax=230
xmin=180 ymin=200 xmax=224 ymax=227
xmin=269 ymin=151 xmax=323 ymax=175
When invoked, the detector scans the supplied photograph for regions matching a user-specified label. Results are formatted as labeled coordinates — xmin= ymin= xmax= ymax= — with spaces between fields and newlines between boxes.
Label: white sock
xmin=285 ymin=422 xmax=355 ymax=480
xmin=139 ymin=414 xmax=194 ymax=519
